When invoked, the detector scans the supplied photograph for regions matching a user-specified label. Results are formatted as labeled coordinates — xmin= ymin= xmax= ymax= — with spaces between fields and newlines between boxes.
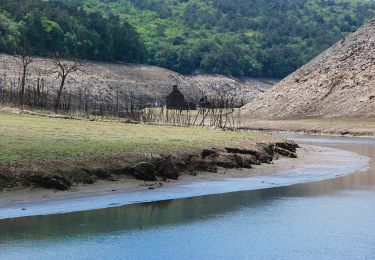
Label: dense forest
xmin=0 ymin=0 xmax=146 ymax=63
xmin=1 ymin=0 xmax=375 ymax=78
xmin=77 ymin=0 xmax=375 ymax=78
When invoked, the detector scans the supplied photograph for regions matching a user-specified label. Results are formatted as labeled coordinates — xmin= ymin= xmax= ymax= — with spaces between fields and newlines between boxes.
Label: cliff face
xmin=243 ymin=18 xmax=375 ymax=119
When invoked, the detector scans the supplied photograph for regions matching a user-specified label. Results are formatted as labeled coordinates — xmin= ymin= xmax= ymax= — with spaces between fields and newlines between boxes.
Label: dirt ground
xmin=243 ymin=18 xmax=375 ymax=119
xmin=241 ymin=118 xmax=375 ymax=136
xmin=0 ymin=54 xmax=276 ymax=106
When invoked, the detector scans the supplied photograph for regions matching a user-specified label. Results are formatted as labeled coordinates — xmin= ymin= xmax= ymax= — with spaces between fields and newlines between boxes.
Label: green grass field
xmin=0 ymin=113 xmax=269 ymax=162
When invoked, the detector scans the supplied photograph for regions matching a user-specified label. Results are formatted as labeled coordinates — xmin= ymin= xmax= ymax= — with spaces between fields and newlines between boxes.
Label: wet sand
xmin=0 ymin=143 xmax=369 ymax=219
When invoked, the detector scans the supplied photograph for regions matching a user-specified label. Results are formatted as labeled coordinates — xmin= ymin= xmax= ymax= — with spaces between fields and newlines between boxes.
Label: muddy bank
xmin=0 ymin=143 xmax=369 ymax=220
xmin=0 ymin=140 xmax=298 ymax=191
xmin=240 ymin=119 xmax=375 ymax=137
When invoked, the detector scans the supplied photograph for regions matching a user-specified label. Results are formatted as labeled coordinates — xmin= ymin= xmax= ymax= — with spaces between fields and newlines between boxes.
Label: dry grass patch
xmin=0 ymin=113 xmax=273 ymax=162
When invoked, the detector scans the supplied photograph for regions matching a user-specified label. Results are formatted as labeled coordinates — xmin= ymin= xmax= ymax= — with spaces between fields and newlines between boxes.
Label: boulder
xmin=111 ymin=166 xmax=135 ymax=176
xmin=275 ymin=141 xmax=299 ymax=153
xmin=224 ymin=147 xmax=258 ymax=155
xmin=274 ymin=147 xmax=297 ymax=158
xmin=90 ymin=169 xmax=118 ymax=181
xmin=0 ymin=172 xmax=16 ymax=189
xmin=25 ymin=173 xmax=72 ymax=191
xmin=67 ymin=169 xmax=97 ymax=184
xmin=210 ymin=153 xmax=240 ymax=169
xmin=153 ymin=155 xmax=180 ymax=180
xmin=225 ymin=145 xmax=274 ymax=163
xmin=132 ymin=162 xmax=157 ymax=181
xmin=188 ymin=155 xmax=217 ymax=173
xmin=234 ymin=154 xmax=256 ymax=168
xmin=201 ymin=149 xmax=219 ymax=158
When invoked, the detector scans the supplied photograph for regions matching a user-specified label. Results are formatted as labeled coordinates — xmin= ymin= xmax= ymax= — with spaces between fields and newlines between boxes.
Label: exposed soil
xmin=243 ymin=17 xmax=375 ymax=119
xmin=0 ymin=54 xmax=276 ymax=107
xmin=0 ymin=140 xmax=298 ymax=191
xmin=241 ymin=119 xmax=375 ymax=137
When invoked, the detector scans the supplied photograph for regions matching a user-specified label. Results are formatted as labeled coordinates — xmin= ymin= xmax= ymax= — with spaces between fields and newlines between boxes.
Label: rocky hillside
xmin=0 ymin=54 xmax=274 ymax=108
xmin=243 ymin=17 xmax=375 ymax=119
xmin=186 ymin=75 xmax=275 ymax=101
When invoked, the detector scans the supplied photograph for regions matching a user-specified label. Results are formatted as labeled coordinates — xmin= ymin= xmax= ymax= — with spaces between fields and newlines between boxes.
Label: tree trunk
xmin=54 ymin=76 xmax=66 ymax=113
xmin=20 ymin=66 xmax=27 ymax=107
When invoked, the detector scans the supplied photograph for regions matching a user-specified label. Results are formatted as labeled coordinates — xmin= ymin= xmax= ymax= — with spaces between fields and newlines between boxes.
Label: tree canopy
xmin=1 ymin=0 xmax=375 ymax=78
xmin=0 ymin=0 xmax=147 ymax=63
xmin=79 ymin=0 xmax=375 ymax=78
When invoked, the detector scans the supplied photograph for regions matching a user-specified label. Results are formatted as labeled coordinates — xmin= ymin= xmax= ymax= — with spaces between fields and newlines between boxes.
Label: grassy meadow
xmin=0 ymin=113 xmax=269 ymax=163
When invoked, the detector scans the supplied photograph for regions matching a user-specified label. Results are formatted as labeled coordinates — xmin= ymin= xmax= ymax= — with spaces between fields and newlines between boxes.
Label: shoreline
xmin=0 ymin=144 xmax=369 ymax=220
xmin=0 ymin=139 xmax=299 ymax=191
xmin=0 ymin=112 xmax=299 ymax=191
xmin=240 ymin=119 xmax=375 ymax=137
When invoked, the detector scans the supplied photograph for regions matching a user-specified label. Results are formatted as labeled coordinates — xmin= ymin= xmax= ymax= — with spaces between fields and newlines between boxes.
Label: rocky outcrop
xmin=152 ymin=155 xmax=180 ymax=180
xmin=132 ymin=162 xmax=157 ymax=181
xmin=0 ymin=140 xmax=299 ymax=191
xmin=23 ymin=173 xmax=72 ymax=191
xmin=123 ymin=141 xmax=299 ymax=182
xmin=0 ymin=172 xmax=16 ymax=189
xmin=243 ymin=17 xmax=375 ymax=118
xmin=186 ymin=74 xmax=276 ymax=104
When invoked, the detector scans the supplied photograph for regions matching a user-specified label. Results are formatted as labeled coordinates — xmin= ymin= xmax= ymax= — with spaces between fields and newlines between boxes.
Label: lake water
xmin=1 ymin=135 xmax=375 ymax=259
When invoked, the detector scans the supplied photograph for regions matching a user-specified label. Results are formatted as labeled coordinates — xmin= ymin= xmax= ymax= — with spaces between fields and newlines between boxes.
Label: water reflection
xmin=1 ymin=167 xmax=373 ymax=243
xmin=1 ymin=135 xmax=375 ymax=259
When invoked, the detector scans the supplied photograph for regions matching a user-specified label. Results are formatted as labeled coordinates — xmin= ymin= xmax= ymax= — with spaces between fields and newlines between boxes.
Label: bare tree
xmin=51 ymin=55 xmax=83 ymax=113
xmin=15 ymin=49 xmax=34 ymax=107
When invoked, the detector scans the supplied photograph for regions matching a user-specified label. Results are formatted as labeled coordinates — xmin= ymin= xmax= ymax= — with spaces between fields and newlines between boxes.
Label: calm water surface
xmin=1 ymin=135 xmax=375 ymax=259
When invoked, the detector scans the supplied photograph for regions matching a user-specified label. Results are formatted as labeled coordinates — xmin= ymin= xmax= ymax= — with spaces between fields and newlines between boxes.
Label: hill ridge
xmin=243 ymin=17 xmax=375 ymax=118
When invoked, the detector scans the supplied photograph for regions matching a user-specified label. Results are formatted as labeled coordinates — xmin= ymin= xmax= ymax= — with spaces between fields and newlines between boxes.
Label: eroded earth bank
xmin=0 ymin=139 xmax=298 ymax=191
